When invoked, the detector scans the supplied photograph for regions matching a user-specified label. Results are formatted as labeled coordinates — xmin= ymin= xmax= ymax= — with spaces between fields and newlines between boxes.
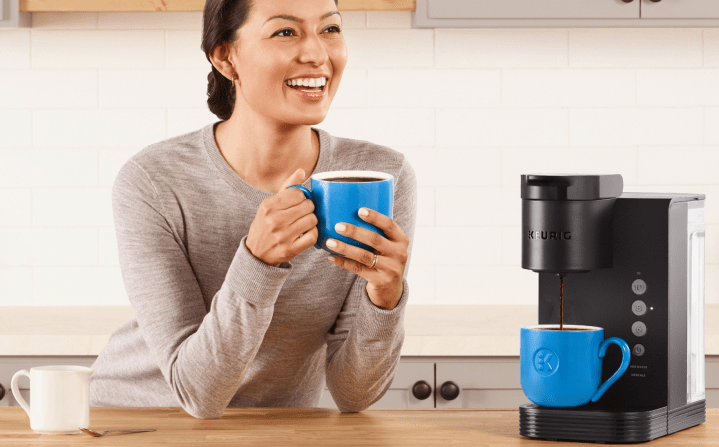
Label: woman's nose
xmin=297 ymin=34 xmax=329 ymax=66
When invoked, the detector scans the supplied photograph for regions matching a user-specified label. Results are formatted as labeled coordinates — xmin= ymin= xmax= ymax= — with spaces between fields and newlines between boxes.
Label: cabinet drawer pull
xmin=412 ymin=380 xmax=432 ymax=400
xmin=440 ymin=381 xmax=460 ymax=401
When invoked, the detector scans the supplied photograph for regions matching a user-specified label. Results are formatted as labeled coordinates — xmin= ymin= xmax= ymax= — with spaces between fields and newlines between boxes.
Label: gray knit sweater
xmin=89 ymin=122 xmax=417 ymax=419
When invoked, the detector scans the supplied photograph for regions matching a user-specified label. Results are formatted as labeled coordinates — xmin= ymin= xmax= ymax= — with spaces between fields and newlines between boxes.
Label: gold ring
xmin=368 ymin=253 xmax=379 ymax=269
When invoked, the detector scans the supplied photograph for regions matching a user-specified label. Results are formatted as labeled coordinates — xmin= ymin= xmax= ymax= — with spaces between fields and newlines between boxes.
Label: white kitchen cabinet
xmin=2 ymin=356 xmax=718 ymax=409
xmin=414 ymin=0 xmax=719 ymax=27
xmin=642 ymin=0 xmax=719 ymax=19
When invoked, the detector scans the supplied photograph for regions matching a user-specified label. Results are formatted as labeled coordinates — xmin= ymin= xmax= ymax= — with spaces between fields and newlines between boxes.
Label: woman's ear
xmin=208 ymin=42 xmax=236 ymax=82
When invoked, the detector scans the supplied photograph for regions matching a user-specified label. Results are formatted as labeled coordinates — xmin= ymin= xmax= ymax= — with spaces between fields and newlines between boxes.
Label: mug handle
xmin=591 ymin=337 xmax=631 ymax=402
xmin=288 ymin=185 xmax=312 ymax=200
xmin=11 ymin=370 xmax=31 ymax=418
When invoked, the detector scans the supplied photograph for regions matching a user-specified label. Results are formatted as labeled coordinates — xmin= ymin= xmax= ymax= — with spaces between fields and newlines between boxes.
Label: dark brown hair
xmin=201 ymin=0 xmax=339 ymax=121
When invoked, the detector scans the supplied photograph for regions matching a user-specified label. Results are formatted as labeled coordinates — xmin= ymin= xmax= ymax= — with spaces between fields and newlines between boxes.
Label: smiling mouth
xmin=284 ymin=77 xmax=327 ymax=94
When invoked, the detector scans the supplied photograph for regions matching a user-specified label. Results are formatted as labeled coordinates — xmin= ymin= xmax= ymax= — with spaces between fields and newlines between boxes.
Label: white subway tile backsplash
xmin=99 ymin=69 xmax=206 ymax=107
xmin=569 ymin=29 xmax=702 ymax=68
xmin=339 ymin=12 xmax=366 ymax=29
xmin=1 ymin=14 xmax=718 ymax=308
xmin=32 ymin=188 xmax=113 ymax=227
xmin=167 ymin=108 xmax=218 ymax=139
xmin=708 ymin=225 xmax=719 ymax=265
xmin=32 ymin=31 xmax=165 ymax=69
xmin=33 ymin=266 xmax=128 ymax=306
xmin=0 ymin=189 xmax=31 ymax=226
xmin=32 ymin=13 xmax=98 ymax=29
xmin=0 ymin=267 xmax=32 ymax=306
xmin=344 ymin=29 xmax=434 ymax=69
xmin=411 ymin=226 xmax=502 ymax=266
xmin=702 ymin=29 xmax=719 ymax=67
xmin=33 ymin=109 xmax=166 ymax=148
xmin=436 ymin=187 xmax=518 ymax=227
xmin=436 ymin=266 xmax=537 ymax=305
xmin=318 ymin=108 xmax=434 ymax=148
xmin=331 ymin=69 xmax=367 ymax=108
xmin=637 ymin=69 xmax=719 ymax=107
xmin=437 ymin=108 xmax=568 ymax=147
xmin=166 ymin=30 xmax=207 ymax=69
xmin=0 ymin=70 xmax=97 ymax=108
xmin=502 ymin=69 xmax=635 ymax=108
xmin=366 ymin=12 xmax=411 ymax=29
xmin=97 ymin=12 xmax=202 ymax=30
xmin=706 ymin=186 xmax=719 ymax=224
xmin=0 ymin=150 xmax=97 ymax=187
xmin=0 ymin=228 xmax=97 ymax=266
xmin=637 ymin=146 xmax=719 ymax=185
xmin=367 ymin=69 xmax=500 ymax=108
xmin=435 ymin=29 xmax=568 ymax=69
xmin=502 ymin=225 xmax=521 ymax=266
xmin=0 ymin=30 xmax=31 ymax=69
xmin=502 ymin=147 xmax=638 ymax=188
xmin=416 ymin=186 xmax=435 ymax=226
xmin=708 ymin=266 xmax=719 ymax=305
xmin=99 ymin=227 xmax=119 ymax=266
xmin=401 ymin=148 xmax=502 ymax=187
xmin=406 ymin=265 xmax=435 ymax=304
xmin=570 ymin=108 xmax=703 ymax=147
xmin=0 ymin=110 xmax=32 ymax=148
xmin=704 ymin=107 xmax=719 ymax=145
xmin=99 ymin=149 xmax=140 ymax=187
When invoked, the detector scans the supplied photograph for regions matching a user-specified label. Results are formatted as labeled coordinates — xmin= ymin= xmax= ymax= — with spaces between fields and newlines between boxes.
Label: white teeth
xmin=285 ymin=77 xmax=327 ymax=88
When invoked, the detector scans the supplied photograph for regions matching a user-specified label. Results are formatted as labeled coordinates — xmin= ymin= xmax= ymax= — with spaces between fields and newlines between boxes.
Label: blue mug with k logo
xmin=289 ymin=170 xmax=393 ymax=256
xmin=520 ymin=324 xmax=631 ymax=407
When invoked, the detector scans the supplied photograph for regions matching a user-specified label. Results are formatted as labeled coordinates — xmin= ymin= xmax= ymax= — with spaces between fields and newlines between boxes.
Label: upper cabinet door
xmin=642 ymin=0 xmax=719 ymax=19
xmin=428 ymin=0 xmax=640 ymax=20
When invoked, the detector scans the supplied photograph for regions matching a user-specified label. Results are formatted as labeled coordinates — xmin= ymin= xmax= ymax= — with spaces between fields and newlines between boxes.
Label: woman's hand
xmin=327 ymin=207 xmax=409 ymax=310
xmin=246 ymin=169 xmax=319 ymax=266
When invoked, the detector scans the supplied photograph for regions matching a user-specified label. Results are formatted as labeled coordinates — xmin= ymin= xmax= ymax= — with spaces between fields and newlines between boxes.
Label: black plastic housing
xmin=521 ymin=174 xmax=623 ymax=273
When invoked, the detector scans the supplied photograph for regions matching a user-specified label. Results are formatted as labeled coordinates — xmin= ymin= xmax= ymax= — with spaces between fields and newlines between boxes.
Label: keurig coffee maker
xmin=519 ymin=174 xmax=706 ymax=443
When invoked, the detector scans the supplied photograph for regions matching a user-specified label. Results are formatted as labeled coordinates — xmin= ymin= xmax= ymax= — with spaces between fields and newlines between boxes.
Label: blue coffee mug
xmin=520 ymin=324 xmax=631 ymax=408
xmin=289 ymin=170 xmax=393 ymax=256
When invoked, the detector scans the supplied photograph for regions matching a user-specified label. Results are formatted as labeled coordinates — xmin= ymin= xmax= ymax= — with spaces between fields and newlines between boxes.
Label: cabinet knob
xmin=0 ymin=383 xmax=5 ymax=401
xmin=439 ymin=381 xmax=460 ymax=401
xmin=412 ymin=380 xmax=432 ymax=400
xmin=649 ymin=0 xmax=661 ymax=2
xmin=621 ymin=0 xmax=634 ymax=3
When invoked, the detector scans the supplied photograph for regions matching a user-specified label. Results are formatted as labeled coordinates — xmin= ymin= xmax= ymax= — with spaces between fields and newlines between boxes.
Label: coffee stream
xmin=560 ymin=275 xmax=564 ymax=331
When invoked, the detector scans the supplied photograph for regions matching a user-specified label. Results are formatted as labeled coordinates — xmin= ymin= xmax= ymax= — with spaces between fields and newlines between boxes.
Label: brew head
xmin=521 ymin=174 xmax=623 ymax=274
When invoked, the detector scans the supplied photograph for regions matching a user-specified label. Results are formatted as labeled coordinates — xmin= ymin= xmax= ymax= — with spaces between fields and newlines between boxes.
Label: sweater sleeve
xmin=324 ymin=156 xmax=418 ymax=412
xmin=112 ymin=160 xmax=291 ymax=419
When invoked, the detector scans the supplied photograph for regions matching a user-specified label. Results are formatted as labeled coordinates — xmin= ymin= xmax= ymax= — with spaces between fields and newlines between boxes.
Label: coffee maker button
xmin=632 ymin=321 xmax=647 ymax=337
xmin=632 ymin=300 xmax=647 ymax=316
xmin=633 ymin=344 xmax=645 ymax=356
xmin=632 ymin=279 xmax=647 ymax=295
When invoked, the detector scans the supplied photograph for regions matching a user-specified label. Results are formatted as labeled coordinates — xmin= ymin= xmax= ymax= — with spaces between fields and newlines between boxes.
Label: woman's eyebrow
xmin=264 ymin=11 xmax=340 ymax=25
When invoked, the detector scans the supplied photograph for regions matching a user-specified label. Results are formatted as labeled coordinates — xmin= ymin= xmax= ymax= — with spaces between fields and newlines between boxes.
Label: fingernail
xmin=359 ymin=208 xmax=369 ymax=217
xmin=335 ymin=223 xmax=346 ymax=233
xmin=326 ymin=239 xmax=337 ymax=248
xmin=328 ymin=255 xmax=336 ymax=262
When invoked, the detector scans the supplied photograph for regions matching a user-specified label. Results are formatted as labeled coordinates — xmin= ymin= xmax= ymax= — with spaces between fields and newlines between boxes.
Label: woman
xmin=89 ymin=0 xmax=417 ymax=419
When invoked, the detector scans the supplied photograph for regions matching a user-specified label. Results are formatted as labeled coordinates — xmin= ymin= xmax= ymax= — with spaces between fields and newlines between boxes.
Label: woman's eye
xmin=324 ymin=25 xmax=341 ymax=33
xmin=273 ymin=28 xmax=295 ymax=37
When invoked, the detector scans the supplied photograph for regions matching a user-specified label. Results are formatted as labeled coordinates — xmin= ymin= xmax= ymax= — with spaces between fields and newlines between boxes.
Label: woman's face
xmin=230 ymin=0 xmax=347 ymax=126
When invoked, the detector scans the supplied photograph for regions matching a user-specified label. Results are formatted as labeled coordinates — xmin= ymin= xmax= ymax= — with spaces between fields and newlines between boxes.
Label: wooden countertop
xmin=2 ymin=407 xmax=717 ymax=446
xmin=2 ymin=305 xmax=718 ymax=357
xmin=19 ymin=0 xmax=416 ymax=12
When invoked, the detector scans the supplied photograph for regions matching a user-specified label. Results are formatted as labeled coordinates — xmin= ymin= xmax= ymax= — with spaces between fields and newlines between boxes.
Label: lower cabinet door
xmin=435 ymin=359 xmax=524 ymax=409
xmin=319 ymin=360 xmax=435 ymax=409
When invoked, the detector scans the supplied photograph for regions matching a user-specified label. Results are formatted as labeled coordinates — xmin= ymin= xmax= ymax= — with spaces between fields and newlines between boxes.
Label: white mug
xmin=11 ymin=365 xmax=94 ymax=434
